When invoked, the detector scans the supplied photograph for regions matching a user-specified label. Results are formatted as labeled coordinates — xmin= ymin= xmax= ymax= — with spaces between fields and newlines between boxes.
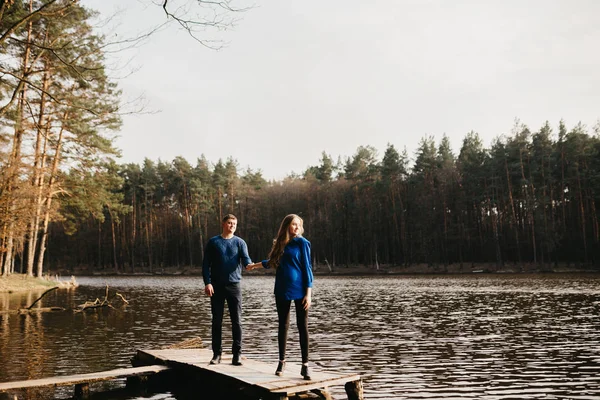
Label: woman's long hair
xmin=267 ymin=214 xmax=304 ymax=269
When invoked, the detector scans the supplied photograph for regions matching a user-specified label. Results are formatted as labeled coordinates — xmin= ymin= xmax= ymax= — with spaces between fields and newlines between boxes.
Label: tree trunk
xmin=505 ymin=157 xmax=522 ymax=267
xmin=520 ymin=148 xmax=536 ymax=264
xmin=2 ymin=12 xmax=34 ymax=276
xmin=2 ymin=232 xmax=14 ymax=276
xmin=490 ymin=198 xmax=502 ymax=269
xmin=26 ymin=66 xmax=51 ymax=274
xmin=144 ymin=189 xmax=153 ymax=272
xmin=184 ymin=183 xmax=193 ymax=266
xmin=131 ymin=191 xmax=137 ymax=272
xmin=97 ymin=220 xmax=102 ymax=269
xmin=576 ymin=169 xmax=587 ymax=264
xmin=109 ymin=210 xmax=118 ymax=272
xmin=35 ymin=112 xmax=66 ymax=277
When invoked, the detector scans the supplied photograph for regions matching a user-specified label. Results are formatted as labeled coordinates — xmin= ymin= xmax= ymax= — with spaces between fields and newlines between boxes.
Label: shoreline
xmin=0 ymin=274 xmax=77 ymax=293
xmin=49 ymin=263 xmax=599 ymax=277
xmin=0 ymin=274 xmax=60 ymax=293
xmin=3 ymin=264 xmax=598 ymax=292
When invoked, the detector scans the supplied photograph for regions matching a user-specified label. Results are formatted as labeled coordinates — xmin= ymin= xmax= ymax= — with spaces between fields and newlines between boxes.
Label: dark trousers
xmin=276 ymin=296 xmax=309 ymax=363
xmin=210 ymin=282 xmax=242 ymax=356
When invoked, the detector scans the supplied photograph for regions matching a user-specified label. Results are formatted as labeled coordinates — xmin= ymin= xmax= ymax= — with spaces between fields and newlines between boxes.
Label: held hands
xmin=204 ymin=284 xmax=214 ymax=297
xmin=246 ymin=262 xmax=262 ymax=271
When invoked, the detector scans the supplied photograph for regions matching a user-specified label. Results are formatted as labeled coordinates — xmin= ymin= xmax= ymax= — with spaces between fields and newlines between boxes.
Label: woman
xmin=248 ymin=214 xmax=314 ymax=379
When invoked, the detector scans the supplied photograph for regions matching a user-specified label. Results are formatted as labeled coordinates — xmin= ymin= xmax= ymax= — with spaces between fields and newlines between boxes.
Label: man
xmin=202 ymin=214 xmax=252 ymax=366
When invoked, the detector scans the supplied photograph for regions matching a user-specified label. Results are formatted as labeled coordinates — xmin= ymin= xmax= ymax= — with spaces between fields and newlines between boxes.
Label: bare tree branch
xmin=160 ymin=0 xmax=253 ymax=50
xmin=26 ymin=286 xmax=58 ymax=309
xmin=7 ymin=37 xmax=102 ymax=79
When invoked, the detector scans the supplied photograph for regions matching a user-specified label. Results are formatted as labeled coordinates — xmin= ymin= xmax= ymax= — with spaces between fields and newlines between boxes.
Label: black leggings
xmin=276 ymin=296 xmax=309 ymax=363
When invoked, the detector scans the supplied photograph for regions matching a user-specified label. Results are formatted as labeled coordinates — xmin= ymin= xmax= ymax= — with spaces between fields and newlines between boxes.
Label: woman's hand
xmin=302 ymin=294 xmax=312 ymax=310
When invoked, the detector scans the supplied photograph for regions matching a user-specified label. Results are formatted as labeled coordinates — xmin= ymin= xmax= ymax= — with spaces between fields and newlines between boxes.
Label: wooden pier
xmin=0 ymin=365 xmax=169 ymax=398
xmin=0 ymin=347 xmax=363 ymax=400
xmin=133 ymin=348 xmax=363 ymax=400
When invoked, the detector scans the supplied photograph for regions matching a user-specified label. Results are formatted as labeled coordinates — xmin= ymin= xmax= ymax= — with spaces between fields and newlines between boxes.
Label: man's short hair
xmin=222 ymin=214 xmax=237 ymax=223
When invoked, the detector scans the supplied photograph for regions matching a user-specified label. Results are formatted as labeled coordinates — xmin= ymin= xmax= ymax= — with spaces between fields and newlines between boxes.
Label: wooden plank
xmin=0 ymin=365 xmax=170 ymax=392
xmin=267 ymin=374 xmax=362 ymax=395
xmin=137 ymin=348 xmax=361 ymax=396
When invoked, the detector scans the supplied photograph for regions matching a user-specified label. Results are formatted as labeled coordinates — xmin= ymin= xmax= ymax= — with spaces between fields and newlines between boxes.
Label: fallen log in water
xmin=18 ymin=306 xmax=67 ymax=314
xmin=13 ymin=287 xmax=67 ymax=314
xmin=76 ymin=285 xmax=129 ymax=312
xmin=0 ymin=285 xmax=129 ymax=315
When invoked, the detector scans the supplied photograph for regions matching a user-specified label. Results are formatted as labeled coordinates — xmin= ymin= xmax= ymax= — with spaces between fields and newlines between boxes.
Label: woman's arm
xmin=246 ymin=260 xmax=270 ymax=270
xmin=300 ymin=239 xmax=314 ymax=289
xmin=302 ymin=287 xmax=312 ymax=310
xmin=300 ymin=239 xmax=313 ymax=310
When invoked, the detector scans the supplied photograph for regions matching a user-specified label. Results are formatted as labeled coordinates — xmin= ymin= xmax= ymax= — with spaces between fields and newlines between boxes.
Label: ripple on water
xmin=1 ymin=273 xmax=599 ymax=399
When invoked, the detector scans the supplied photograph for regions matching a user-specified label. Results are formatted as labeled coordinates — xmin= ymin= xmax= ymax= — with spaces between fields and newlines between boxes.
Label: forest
xmin=1 ymin=2 xmax=599 ymax=277
xmin=42 ymin=122 xmax=600 ymax=274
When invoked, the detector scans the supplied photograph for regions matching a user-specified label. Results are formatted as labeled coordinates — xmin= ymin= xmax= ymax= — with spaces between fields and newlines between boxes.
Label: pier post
xmin=311 ymin=388 xmax=333 ymax=399
xmin=344 ymin=379 xmax=363 ymax=400
xmin=126 ymin=375 xmax=149 ymax=395
xmin=74 ymin=383 xmax=89 ymax=400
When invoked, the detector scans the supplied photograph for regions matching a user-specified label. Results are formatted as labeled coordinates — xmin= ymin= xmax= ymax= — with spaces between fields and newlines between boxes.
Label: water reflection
xmin=0 ymin=274 xmax=599 ymax=399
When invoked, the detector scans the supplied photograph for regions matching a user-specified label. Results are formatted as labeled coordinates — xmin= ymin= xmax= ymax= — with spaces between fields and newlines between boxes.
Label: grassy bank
xmin=0 ymin=274 xmax=60 ymax=293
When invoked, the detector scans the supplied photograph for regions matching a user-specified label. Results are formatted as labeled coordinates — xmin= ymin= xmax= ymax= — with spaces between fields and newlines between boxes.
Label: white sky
xmin=83 ymin=0 xmax=600 ymax=180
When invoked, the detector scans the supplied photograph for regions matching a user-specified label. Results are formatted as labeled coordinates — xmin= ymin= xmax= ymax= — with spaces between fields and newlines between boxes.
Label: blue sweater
xmin=262 ymin=236 xmax=314 ymax=300
xmin=202 ymin=235 xmax=252 ymax=285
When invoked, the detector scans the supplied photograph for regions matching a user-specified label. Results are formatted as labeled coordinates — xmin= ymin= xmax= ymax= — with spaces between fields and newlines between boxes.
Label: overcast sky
xmin=82 ymin=0 xmax=600 ymax=180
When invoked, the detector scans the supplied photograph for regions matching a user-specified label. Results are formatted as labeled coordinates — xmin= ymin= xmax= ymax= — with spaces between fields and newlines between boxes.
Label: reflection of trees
xmin=0 ymin=287 xmax=132 ymax=396
xmin=0 ymin=291 xmax=54 ymax=385
xmin=21 ymin=310 xmax=54 ymax=398
xmin=0 ymin=293 xmax=11 ymax=311
xmin=23 ymin=293 xmax=46 ymax=370
xmin=0 ymin=298 xmax=9 ymax=377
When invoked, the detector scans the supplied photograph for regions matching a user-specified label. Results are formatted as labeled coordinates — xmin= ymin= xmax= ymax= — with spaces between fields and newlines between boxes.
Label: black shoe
xmin=275 ymin=360 xmax=286 ymax=376
xmin=301 ymin=364 xmax=311 ymax=380
xmin=209 ymin=354 xmax=221 ymax=365
xmin=232 ymin=353 xmax=243 ymax=366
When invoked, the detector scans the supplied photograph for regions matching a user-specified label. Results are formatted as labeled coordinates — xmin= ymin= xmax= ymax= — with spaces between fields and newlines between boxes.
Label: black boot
xmin=232 ymin=353 xmax=243 ymax=366
xmin=300 ymin=364 xmax=311 ymax=380
xmin=209 ymin=353 xmax=221 ymax=365
xmin=275 ymin=360 xmax=286 ymax=376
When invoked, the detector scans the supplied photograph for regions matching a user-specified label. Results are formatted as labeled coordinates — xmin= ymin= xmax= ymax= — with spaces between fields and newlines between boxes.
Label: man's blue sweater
xmin=202 ymin=235 xmax=252 ymax=285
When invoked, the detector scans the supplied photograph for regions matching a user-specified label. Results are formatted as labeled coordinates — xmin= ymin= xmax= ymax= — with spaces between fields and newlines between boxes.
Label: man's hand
xmin=204 ymin=284 xmax=214 ymax=297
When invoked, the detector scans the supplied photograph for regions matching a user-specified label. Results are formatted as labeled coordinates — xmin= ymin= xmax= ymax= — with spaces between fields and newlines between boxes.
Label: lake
xmin=1 ymin=274 xmax=600 ymax=399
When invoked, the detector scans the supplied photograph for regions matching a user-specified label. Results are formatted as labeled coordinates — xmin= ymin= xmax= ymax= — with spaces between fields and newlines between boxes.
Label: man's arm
xmin=202 ymin=241 xmax=214 ymax=296
xmin=239 ymin=239 xmax=253 ymax=269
